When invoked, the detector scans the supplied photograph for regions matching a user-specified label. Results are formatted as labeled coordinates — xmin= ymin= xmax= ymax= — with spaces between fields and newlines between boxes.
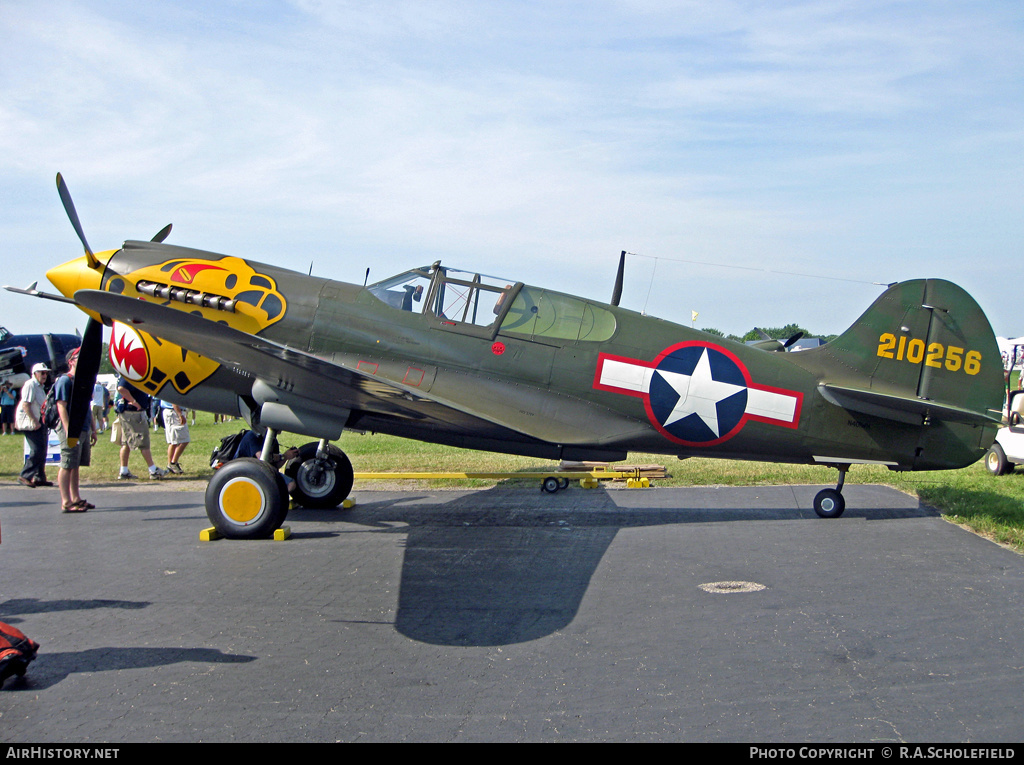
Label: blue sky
xmin=2 ymin=0 xmax=1021 ymax=339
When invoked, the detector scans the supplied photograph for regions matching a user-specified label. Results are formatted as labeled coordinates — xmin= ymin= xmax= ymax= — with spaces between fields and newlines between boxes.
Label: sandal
xmin=62 ymin=501 xmax=87 ymax=513
xmin=75 ymin=499 xmax=95 ymax=510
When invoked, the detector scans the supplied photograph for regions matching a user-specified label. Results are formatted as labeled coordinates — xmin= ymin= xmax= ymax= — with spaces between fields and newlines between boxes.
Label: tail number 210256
xmin=876 ymin=333 xmax=981 ymax=375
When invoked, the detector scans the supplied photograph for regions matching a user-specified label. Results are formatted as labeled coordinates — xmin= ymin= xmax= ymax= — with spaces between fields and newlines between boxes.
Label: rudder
xmin=821 ymin=279 xmax=1003 ymax=425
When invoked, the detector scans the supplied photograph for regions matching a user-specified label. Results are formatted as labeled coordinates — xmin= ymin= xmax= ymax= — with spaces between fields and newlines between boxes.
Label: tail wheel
xmin=813 ymin=488 xmax=846 ymax=518
xmin=205 ymin=458 xmax=289 ymax=539
xmin=285 ymin=442 xmax=354 ymax=508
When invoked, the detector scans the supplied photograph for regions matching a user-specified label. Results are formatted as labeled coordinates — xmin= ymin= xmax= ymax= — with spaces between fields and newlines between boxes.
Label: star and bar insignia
xmin=593 ymin=341 xmax=803 ymax=446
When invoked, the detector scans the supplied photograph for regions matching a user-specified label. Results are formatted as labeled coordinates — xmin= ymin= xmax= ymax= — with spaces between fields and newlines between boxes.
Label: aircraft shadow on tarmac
xmin=1 ymin=647 xmax=256 ymax=691
xmin=0 ymin=597 xmax=147 ymax=619
xmin=293 ymin=484 xmax=935 ymax=647
xmin=0 ymin=597 xmax=255 ymax=691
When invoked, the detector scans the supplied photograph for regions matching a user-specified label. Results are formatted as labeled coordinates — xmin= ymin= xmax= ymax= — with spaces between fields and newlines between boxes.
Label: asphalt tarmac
xmin=1 ymin=480 xmax=1023 ymax=743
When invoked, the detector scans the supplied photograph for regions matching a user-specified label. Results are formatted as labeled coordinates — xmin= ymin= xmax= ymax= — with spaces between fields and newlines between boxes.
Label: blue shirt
xmin=116 ymin=377 xmax=151 ymax=413
xmin=235 ymin=430 xmax=264 ymax=459
xmin=54 ymin=374 xmax=91 ymax=436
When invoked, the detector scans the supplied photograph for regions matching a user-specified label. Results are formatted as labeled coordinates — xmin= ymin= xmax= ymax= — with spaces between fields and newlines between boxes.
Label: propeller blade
xmin=151 ymin=224 xmax=172 ymax=243
xmin=783 ymin=332 xmax=805 ymax=349
xmin=752 ymin=327 xmax=791 ymax=352
xmin=56 ymin=173 xmax=99 ymax=269
xmin=611 ymin=250 xmax=626 ymax=307
xmin=65 ymin=318 xmax=102 ymax=447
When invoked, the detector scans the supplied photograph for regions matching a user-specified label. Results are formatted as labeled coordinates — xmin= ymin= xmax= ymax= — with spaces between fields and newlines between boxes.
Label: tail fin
xmin=817 ymin=279 xmax=1003 ymax=428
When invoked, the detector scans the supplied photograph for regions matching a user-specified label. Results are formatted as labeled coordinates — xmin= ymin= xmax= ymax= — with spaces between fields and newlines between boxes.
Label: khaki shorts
xmin=57 ymin=423 xmax=92 ymax=470
xmin=163 ymin=409 xmax=191 ymax=445
xmin=119 ymin=410 xmax=151 ymax=451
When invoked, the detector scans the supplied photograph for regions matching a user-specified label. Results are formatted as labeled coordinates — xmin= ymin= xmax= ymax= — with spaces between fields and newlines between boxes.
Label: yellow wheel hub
xmin=219 ymin=477 xmax=267 ymax=525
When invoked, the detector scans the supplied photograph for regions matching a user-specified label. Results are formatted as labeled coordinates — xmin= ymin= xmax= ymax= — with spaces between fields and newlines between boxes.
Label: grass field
xmin=3 ymin=414 xmax=1023 ymax=552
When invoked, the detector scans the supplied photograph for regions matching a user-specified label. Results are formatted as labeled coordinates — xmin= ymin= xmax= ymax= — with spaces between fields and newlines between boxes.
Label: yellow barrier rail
xmin=352 ymin=467 xmax=662 ymax=491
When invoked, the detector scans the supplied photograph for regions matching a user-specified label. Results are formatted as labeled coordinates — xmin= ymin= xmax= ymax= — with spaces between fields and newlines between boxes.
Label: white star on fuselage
xmin=656 ymin=348 xmax=746 ymax=436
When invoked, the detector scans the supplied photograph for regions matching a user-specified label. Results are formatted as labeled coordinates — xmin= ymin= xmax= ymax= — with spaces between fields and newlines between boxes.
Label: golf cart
xmin=986 ymin=389 xmax=1024 ymax=475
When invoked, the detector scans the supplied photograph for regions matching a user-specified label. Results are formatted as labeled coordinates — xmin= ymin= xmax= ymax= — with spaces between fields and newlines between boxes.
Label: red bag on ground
xmin=0 ymin=621 xmax=39 ymax=686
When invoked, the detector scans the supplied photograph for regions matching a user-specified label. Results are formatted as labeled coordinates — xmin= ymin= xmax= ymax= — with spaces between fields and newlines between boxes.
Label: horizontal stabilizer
xmin=818 ymin=383 xmax=1002 ymax=426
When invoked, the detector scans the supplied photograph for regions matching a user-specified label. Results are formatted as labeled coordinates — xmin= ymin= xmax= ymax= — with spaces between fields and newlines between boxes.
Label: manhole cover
xmin=698 ymin=581 xmax=766 ymax=594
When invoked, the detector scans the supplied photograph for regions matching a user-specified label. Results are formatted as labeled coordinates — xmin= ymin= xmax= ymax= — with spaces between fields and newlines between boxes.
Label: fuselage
xmin=46 ymin=242 xmax=1004 ymax=472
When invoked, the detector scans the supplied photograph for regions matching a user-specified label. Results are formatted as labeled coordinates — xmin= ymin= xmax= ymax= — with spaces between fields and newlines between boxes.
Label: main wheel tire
xmin=813 ymin=488 xmax=846 ymax=518
xmin=985 ymin=443 xmax=1013 ymax=476
xmin=285 ymin=442 xmax=354 ymax=508
xmin=205 ymin=458 xmax=289 ymax=539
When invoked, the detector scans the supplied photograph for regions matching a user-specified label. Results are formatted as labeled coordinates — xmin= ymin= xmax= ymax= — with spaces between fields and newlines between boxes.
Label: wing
xmin=72 ymin=289 xmax=570 ymax=451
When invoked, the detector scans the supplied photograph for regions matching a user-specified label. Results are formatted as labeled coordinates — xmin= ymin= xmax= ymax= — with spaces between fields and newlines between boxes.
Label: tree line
xmin=700 ymin=323 xmax=838 ymax=344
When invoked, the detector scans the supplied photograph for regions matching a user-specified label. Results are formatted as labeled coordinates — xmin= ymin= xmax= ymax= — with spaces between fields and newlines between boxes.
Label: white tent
xmin=997 ymin=337 xmax=1024 ymax=371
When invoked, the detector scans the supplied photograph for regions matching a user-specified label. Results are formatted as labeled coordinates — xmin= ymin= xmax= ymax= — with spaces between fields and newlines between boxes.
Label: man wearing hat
xmin=54 ymin=347 xmax=97 ymax=511
xmin=15 ymin=363 xmax=53 ymax=488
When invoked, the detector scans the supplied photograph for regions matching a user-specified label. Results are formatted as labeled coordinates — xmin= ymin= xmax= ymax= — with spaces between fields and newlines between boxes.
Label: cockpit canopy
xmin=368 ymin=263 xmax=617 ymax=343
xmin=368 ymin=265 xmax=508 ymax=325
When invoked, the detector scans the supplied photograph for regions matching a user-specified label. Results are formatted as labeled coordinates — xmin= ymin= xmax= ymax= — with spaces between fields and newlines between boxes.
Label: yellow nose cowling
xmin=46 ymin=251 xmax=114 ymax=320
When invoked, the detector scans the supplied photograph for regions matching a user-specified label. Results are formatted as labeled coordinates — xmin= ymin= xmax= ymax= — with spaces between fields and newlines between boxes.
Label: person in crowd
xmin=231 ymin=428 xmax=299 ymax=492
xmin=91 ymin=380 xmax=109 ymax=433
xmin=1 ymin=381 xmax=17 ymax=435
xmin=151 ymin=398 xmax=162 ymax=432
xmin=16 ymin=363 xmax=52 ymax=488
xmin=54 ymin=348 xmax=97 ymax=512
xmin=115 ymin=377 xmax=166 ymax=480
xmin=161 ymin=400 xmax=190 ymax=474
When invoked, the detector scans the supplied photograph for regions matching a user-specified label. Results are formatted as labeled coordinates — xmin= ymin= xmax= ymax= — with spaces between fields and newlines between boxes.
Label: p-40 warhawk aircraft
xmin=20 ymin=174 xmax=1005 ymax=538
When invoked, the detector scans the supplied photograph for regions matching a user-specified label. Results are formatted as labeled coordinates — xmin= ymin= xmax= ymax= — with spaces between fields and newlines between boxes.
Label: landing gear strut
xmin=813 ymin=466 xmax=848 ymax=519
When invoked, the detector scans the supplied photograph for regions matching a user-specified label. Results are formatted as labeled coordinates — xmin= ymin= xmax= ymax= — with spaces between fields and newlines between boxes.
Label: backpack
xmin=0 ymin=621 xmax=39 ymax=687
xmin=210 ymin=430 xmax=248 ymax=469
xmin=41 ymin=384 xmax=60 ymax=430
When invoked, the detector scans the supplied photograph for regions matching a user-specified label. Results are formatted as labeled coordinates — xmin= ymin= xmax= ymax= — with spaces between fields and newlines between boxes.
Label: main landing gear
xmin=205 ymin=457 xmax=290 ymax=539
xmin=285 ymin=441 xmax=354 ymax=509
xmin=204 ymin=432 xmax=354 ymax=539
xmin=813 ymin=466 xmax=848 ymax=519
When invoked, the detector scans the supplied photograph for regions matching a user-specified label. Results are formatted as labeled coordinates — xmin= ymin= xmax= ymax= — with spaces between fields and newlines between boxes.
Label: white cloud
xmin=1 ymin=0 xmax=1021 ymax=337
